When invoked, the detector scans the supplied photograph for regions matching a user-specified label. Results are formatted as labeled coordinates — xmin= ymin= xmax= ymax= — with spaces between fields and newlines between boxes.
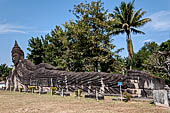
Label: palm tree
xmin=112 ymin=1 xmax=151 ymax=70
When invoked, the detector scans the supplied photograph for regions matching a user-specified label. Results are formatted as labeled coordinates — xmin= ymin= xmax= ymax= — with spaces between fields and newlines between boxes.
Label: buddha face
xmin=12 ymin=53 xmax=20 ymax=66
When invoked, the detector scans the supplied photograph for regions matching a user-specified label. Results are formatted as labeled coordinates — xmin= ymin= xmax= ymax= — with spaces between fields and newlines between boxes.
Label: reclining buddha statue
xmin=6 ymin=40 xmax=126 ymax=94
xmin=5 ymin=41 xmax=164 ymax=97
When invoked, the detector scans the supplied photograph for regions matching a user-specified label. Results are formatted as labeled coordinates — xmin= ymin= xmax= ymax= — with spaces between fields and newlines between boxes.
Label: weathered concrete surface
xmin=126 ymin=70 xmax=165 ymax=97
xmin=153 ymin=90 xmax=169 ymax=107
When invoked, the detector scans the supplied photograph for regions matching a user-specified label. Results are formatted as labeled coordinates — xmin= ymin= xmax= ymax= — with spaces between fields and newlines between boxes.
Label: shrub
xmin=50 ymin=87 xmax=56 ymax=95
xmin=123 ymin=91 xmax=131 ymax=102
xmin=28 ymin=86 xmax=36 ymax=93
xmin=75 ymin=89 xmax=82 ymax=97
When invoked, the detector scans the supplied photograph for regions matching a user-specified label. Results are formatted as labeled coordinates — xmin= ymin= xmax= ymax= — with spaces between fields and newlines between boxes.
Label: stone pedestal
xmin=153 ymin=90 xmax=169 ymax=107
xmin=85 ymin=94 xmax=104 ymax=100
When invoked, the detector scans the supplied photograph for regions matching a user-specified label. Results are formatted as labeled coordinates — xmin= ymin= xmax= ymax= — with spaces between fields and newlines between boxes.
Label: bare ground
xmin=0 ymin=91 xmax=170 ymax=113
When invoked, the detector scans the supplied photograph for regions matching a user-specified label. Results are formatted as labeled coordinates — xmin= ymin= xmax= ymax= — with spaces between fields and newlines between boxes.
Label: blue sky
xmin=0 ymin=0 xmax=170 ymax=66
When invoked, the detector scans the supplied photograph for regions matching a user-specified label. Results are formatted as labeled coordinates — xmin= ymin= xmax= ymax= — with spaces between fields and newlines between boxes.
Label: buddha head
xmin=11 ymin=41 xmax=24 ymax=66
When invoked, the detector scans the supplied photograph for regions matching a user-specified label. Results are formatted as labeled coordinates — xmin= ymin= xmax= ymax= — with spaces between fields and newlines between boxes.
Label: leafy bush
xmin=28 ymin=86 xmax=36 ymax=89
xmin=75 ymin=89 xmax=82 ymax=97
xmin=28 ymin=86 xmax=36 ymax=93
xmin=123 ymin=91 xmax=131 ymax=102
xmin=50 ymin=87 xmax=56 ymax=95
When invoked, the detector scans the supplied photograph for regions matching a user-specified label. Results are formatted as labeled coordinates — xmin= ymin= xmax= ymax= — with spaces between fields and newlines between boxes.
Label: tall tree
xmin=112 ymin=1 xmax=151 ymax=70
xmin=143 ymin=40 xmax=170 ymax=84
xmin=26 ymin=0 xmax=123 ymax=72
xmin=70 ymin=0 xmax=119 ymax=72
xmin=63 ymin=21 xmax=88 ymax=71
xmin=27 ymin=37 xmax=45 ymax=65
xmin=46 ymin=26 xmax=67 ymax=67
xmin=27 ymin=27 xmax=67 ymax=68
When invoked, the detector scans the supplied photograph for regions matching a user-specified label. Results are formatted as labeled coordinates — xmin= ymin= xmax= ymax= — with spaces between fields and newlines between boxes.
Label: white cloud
xmin=145 ymin=11 xmax=170 ymax=31
xmin=0 ymin=23 xmax=50 ymax=34
xmin=0 ymin=24 xmax=27 ymax=34
xmin=29 ymin=30 xmax=50 ymax=34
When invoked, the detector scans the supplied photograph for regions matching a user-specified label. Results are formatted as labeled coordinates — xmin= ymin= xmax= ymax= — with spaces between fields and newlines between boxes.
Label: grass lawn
xmin=0 ymin=90 xmax=169 ymax=113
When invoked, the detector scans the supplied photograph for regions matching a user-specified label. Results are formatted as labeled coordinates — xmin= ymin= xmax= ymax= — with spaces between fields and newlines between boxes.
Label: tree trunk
xmin=126 ymin=34 xmax=133 ymax=71
xmin=94 ymin=61 xmax=98 ymax=72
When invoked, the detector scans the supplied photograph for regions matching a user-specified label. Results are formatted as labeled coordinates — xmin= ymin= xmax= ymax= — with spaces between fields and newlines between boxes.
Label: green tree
xmin=111 ymin=56 xmax=127 ymax=74
xmin=69 ymin=0 xmax=120 ymax=72
xmin=63 ymin=21 xmax=87 ymax=71
xmin=134 ymin=42 xmax=159 ymax=70
xmin=46 ymin=26 xmax=67 ymax=67
xmin=112 ymin=1 xmax=151 ymax=70
xmin=0 ymin=64 xmax=12 ymax=81
xmin=159 ymin=39 xmax=170 ymax=52
xmin=143 ymin=40 xmax=170 ymax=84
xmin=27 ymin=27 xmax=67 ymax=68
xmin=27 ymin=36 xmax=46 ymax=65
xmin=26 ymin=0 xmax=123 ymax=72
xmin=144 ymin=51 xmax=169 ymax=83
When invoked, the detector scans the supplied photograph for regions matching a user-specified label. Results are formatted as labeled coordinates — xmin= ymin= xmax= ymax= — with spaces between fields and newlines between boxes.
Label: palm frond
xmin=111 ymin=29 xmax=125 ymax=35
xmin=127 ymin=9 xmax=134 ymax=25
xmin=135 ymin=10 xmax=146 ymax=21
xmin=131 ymin=28 xmax=145 ymax=34
xmin=135 ymin=18 xmax=151 ymax=27
xmin=115 ymin=14 xmax=125 ymax=23
xmin=126 ymin=0 xmax=135 ymax=24
xmin=113 ymin=1 xmax=151 ymax=36
xmin=130 ymin=8 xmax=142 ymax=24
xmin=127 ymin=0 xmax=134 ymax=11
xmin=111 ymin=22 xmax=123 ymax=29
xmin=114 ymin=6 xmax=120 ymax=14
xmin=120 ymin=2 xmax=127 ymax=11
xmin=120 ymin=2 xmax=127 ymax=19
